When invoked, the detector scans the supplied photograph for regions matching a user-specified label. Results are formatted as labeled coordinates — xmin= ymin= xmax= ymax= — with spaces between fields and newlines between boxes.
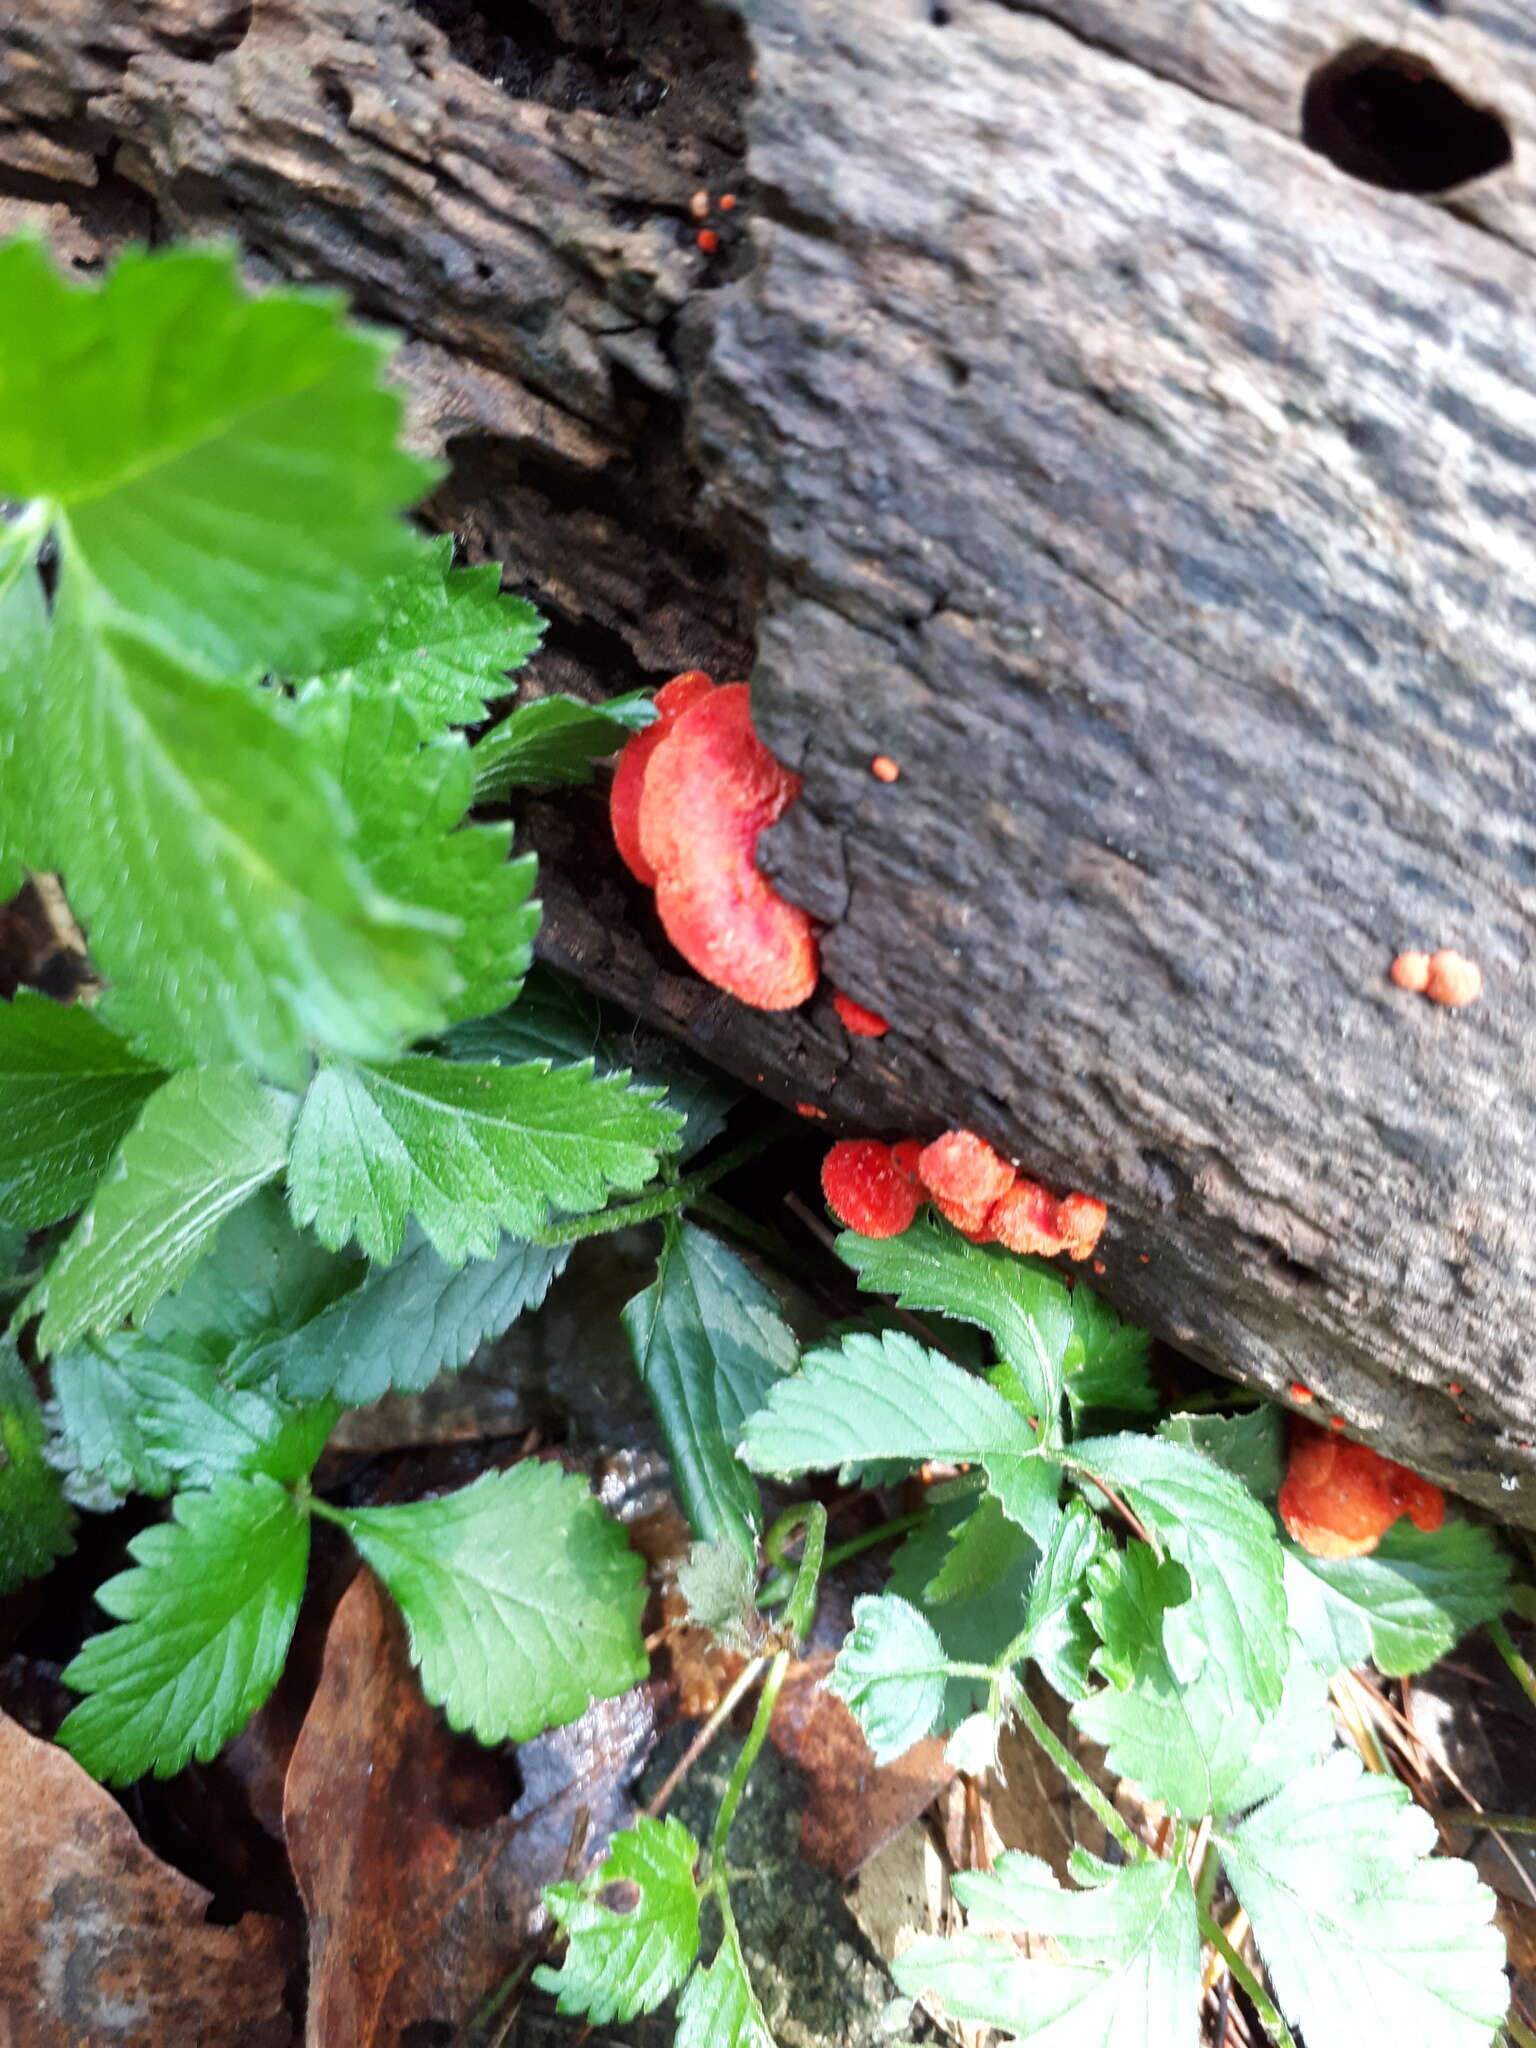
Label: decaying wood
xmin=4 ymin=0 xmax=1536 ymax=1522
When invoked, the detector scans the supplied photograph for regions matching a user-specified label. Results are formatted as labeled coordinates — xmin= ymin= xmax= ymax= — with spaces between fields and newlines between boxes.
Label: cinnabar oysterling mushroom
xmin=822 ymin=1139 xmax=921 ymax=1238
xmin=1278 ymin=1419 xmax=1444 ymax=1559
xmin=833 ymin=989 xmax=891 ymax=1038
xmin=637 ymin=683 xmax=820 ymax=1011
xmin=990 ymin=1179 xmax=1066 ymax=1257
xmin=609 ymin=671 xmax=715 ymax=886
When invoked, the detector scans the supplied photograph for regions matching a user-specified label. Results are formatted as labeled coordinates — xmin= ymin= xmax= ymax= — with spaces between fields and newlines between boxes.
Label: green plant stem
xmin=1200 ymin=1911 xmax=1298 ymax=2048
xmin=525 ymin=1129 xmax=778 ymax=1247
xmin=763 ymin=1501 xmax=827 ymax=1644
xmin=644 ymin=1656 xmax=767 ymax=1820
xmin=1436 ymin=1809 xmax=1536 ymax=1836
xmin=756 ymin=1510 xmax=927 ymax=1610
xmin=707 ymin=1647 xmax=790 ymax=1881
xmin=1489 ymin=1617 xmax=1536 ymax=1715
xmin=1195 ymin=1835 xmax=1221 ymax=1918
xmin=1505 ymin=2008 xmax=1536 ymax=2048
xmin=1011 ymin=1683 xmax=1140 ymax=1860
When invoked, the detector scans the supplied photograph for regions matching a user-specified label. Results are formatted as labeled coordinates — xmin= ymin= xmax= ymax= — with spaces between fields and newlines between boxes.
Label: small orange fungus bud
xmin=638 ymin=683 xmax=820 ymax=1010
xmin=822 ymin=1140 xmax=921 ymax=1238
xmin=918 ymin=1130 xmax=1015 ymax=1211
xmin=870 ymin=754 xmax=901 ymax=783
xmin=1279 ymin=1420 xmax=1444 ymax=1558
xmin=832 ymin=989 xmax=890 ymax=1038
xmin=718 ymin=192 xmax=738 ymax=211
xmin=990 ymin=1179 xmax=1064 ymax=1257
xmin=1390 ymin=951 xmax=1431 ymax=993
xmin=794 ymin=1101 xmax=826 ymax=1119
xmin=609 ymin=672 xmax=715 ymax=886
xmin=1288 ymin=1381 xmax=1315 ymax=1405
xmin=1448 ymin=1381 xmax=1464 ymax=1397
xmin=696 ymin=227 xmax=720 ymax=254
xmin=1056 ymin=1192 xmax=1108 ymax=1262
xmin=1425 ymin=949 xmax=1482 ymax=1007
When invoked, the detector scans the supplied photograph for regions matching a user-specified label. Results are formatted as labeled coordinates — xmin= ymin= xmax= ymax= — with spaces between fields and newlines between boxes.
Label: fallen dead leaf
xmin=0 ymin=1710 xmax=294 ymax=2047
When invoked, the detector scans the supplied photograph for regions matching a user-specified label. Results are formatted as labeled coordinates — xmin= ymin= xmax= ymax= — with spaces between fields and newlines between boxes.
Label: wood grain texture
xmin=4 ymin=0 xmax=1536 ymax=1520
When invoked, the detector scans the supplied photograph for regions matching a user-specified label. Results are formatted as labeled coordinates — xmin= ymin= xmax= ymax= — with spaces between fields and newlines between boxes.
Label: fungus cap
xmin=917 ymin=1130 xmax=1016 ymax=1210
xmin=1278 ymin=1421 xmax=1444 ymax=1559
xmin=609 ymin=671 xmax=715 ymax=885
xmin=1390 ymin=950 xmax=1431 ymax=993
xmin=1056 ymin=1192 xmax=1108 ymax=1262
xmin=822 ymin=1140 xmax=921 ymax=1239
xmin=990 ymin=1180 xmax=1064 ymax=1257
xmin=1425 ymin=949 xmax=1482 ymax=1007
xmin=833 ymin=989 xmax=891 ymax=1038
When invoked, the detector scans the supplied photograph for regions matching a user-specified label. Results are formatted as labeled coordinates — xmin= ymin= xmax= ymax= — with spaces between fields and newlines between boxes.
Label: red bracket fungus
xmin=1278 ymin=1419 xmax=1444 ymax=1559
xmin=832 ymin=989 xmax=891 ymax=1038
xmin=617 ymin=679 xmax=820 ymax=1011
xmin=821 ymin=1139 xmax=922 ymax=1238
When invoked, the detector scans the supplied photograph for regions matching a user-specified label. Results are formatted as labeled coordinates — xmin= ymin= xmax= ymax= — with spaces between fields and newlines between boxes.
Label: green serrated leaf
xmin=1070 ymin=1433 xmax=1288 ymax=1714
xmin=59 ymin=1472 xmax=309 ymax=1783
xmin=535 ymin=1814 xmax=702 ymax=2023
xmin=302 ymin=685 xmax=538 ymax=1026
xmin=472 ymin=690 xmax=655 ymax=799
xmin=925 ymin=1492 xmax=1022 ymax=1606
xmin=144 ymin=1184 xmax=361 ymax=1354
xmin=828 ymin=1593 xmax=952 ymax=1764
xmin=1065 ymin=1286 xmax=1156 ymax=1418
xmin=288 ymin=1053 xmax=679 ymax=1265
xmin=0 ymin=553 xmax=48 ymax=892
xmin=0 ymin=992 xmax=166 ymax=1232
xmin=303 ymin=534 xmax=542 ymax=730
xmin=1076 ymin=1543 xmax=1332 ymax=1819
xmin=895 ymin=1851 xmax=1199 ymax=2047
xmin=35 ymin=1066 xmax=297 ymax=1355
xmin=50 ymin=1331 xmax=335 ymax=1499
xmin=1020 ymin=1498 xmax=1102 ymax=1702
xmin=837 ymin=1219 xmax=1074 ymax=1439
xmin=1282 ymin=1519 xmax=1511 ymax=1678
xmin=41 ymin=603 xmax=454 ymax=1081
xmin=1218 ymin=1750 xmax=1508 ymax=2048
xmin=0 ymin=238 xmax=433 ymax=673
xmin=442 ymin=967 xmax=604 ymax=1068
xmin=622 ymin=1222 xmax=794 ymax=1560
xmin=332 ymin=1461 xmax=647 ymax=1743
xmin=0 ymin=1340 xmax=73 ymax=1593
xmin=1159 ymin=1408 xmax=1284 ymax=1498
xmin=676 ymin=1926 xmax=777 ymax=2048
xmin=886 ymin=1484 xmax=1039 ymax=1728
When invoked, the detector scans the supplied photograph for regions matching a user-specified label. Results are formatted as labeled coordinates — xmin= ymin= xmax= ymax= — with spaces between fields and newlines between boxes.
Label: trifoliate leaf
xmin=1070 ymin=1433 xmax=1288 ymax=1713
xmin=837 ymin=1220 xmax=1074 ymax=1438
xmin=40 ymin=602 xmax=453 ymax=1081
xmin=472 ymin=690 xmax=655 ymax=798
xmin=34 ymin=1067 xmax=297 ymax=1355
xmin=332 ymin=1461 xmax=647 ymax=1743
xmin=894 ymin=1850 xmax=1199 ymax=2048
xmin=1218 ymin=1750 xmax=1508 ymax=2048
xmin=1282 ymin=1519 xmax=1511 ymax=1678
xmin=302 ymin=685 xmax=538 ymax=1026
xmin=828 ymin=1594 xmax=953 ymax=1764
xmin=621 ymin=1221 xmax=795 ymax=1561
xmin=0 ymin=1340 xmax=73 ymax=1593
xmin=676 ymin=1927 xmax=777 ymax=2048
xmin=50 ymin=1332 xmax=336 ymax=1499
xmin=0 ymin=238 xmax=432 ymax=673
xmin=59 ymin=1473 xmax=309 ymax=1783
xmin=241 ymin=1225 xmax=570 ymax=1407
xmin=0 ymin=993 xmax=165 ymax=1229
xmin=1019 ymin=1498 xmax=1102 ymax=1702
xmin=677 ymin=1539 xmax=758 ymax=1651
xmin=287 ymin=1052 xmax=679 ymax=1264
xmin=303 ymin=534 xmax=542 ymax=730
xmin=887 ymin=1483 xmax=1040 ymax=1728
xmin=535 ymin=1815 xmax=702 ymax=2023
xmin=1065 ymin=1286 xmax=1156 ymax=1418
xmin=1076 ymin=1543 xmax=1333 ymax=1819
xmin=1159 ymin=1407 xmax=1284 ymax=1498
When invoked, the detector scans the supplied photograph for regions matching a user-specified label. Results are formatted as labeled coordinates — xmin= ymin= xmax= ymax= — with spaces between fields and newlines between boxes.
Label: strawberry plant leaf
xmin=828 ymin=1593 xmax=954 ymax=1763
xmin=40 ymin=603 xmax=454 ymax=1082
xmin=535 ymin=1814 xmax=702 ymax=2023
xmin=331 ymin=1461 xmax=648 ymax=1742
xmin=287 ymin=1052 xmax=681 ymax=1264
xmin=472 ymin=690 xmax=655 ymax=798
xmin=143 ymin=1184 xmax=360 ymax=1354
xmin=1020 ymin=1497 xmax=1102 ymax=1702
xmin=0 ymin=238 xmax=432 ymax=673
xmin=303 ymin=533 xmax=542 ymax=731
xmin=676 ymin=1928 xmax=777 ymax=2048
xmin=0 ymin=1340 xmax=73 ymax=1593
xmin=34 ymin=1067 xmax=297 ymax=1356
xmin=59 ymin=1473 xmax=309 ymax=1783
xmin=837 ymin=1219 xmax=1074 ymax=1437
xmin=1070 ymin=1433 xmax=1288 ymax=1713
xmin=894 ymin=1850 xmax=1199 ymax=2047
xmin=0 ymin=555 xmax=49 ymax=892
xmin=1076 ymin=1543 xmax=1333 ymax=1818
xmin=924 ymin=1491 xmax=1023 ymax=1606
xmin=1282 ymin=1519 xmax=1511 ymax=1678
xmin=442 ymin=966 xmax=603 ymax=1068
xmin=1064 ymin=1287 xmax=1156 ymax=1418
xmin=0 ymin=993 xmax=165 ymax=1229
xmin=620 ymin=1220 xmax=796 ymax=1561
xmin=887 ymin=1483 xmax=1039 ymax=1727
xmin=1218 ymin=1750 xmax=1508 ymax=2048
xmin=1159 ymin=1407 xmax=1284 ymax=1498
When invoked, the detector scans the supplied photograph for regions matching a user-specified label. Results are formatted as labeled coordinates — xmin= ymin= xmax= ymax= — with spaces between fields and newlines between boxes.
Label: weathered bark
xmin=4 ymin=0 xmax=1536 ymax=1522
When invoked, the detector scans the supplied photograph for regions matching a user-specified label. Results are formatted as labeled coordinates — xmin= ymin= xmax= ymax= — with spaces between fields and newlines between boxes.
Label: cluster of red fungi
xmin=608 ymin=673 xmax=1448 ymax=1561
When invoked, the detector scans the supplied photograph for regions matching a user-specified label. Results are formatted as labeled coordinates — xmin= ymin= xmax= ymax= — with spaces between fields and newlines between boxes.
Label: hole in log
xmin=1301 ymin=42 xmax=1512 ymax=194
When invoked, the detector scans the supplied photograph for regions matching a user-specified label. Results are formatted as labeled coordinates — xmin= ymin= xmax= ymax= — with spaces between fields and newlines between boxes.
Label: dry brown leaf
xmin=0 ymin=1710 xmax=294 ymax=2047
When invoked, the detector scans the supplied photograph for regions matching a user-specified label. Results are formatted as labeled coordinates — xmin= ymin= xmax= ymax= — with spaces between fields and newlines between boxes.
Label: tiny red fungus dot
xmin=1389 ymin=950 xmax=1431 ymax=993
xmin=637 ymin=683 xmax=820 ymax=1010
xmin=1092 ymin=1259 xmax=1106 ymax=1276
xmin=794 ymin=1101 xmax=826 ymax=1119
xmin=1288 ymin=1381 xmax=1315 ymax=1404
xmin=718 ymin=192 xmax=738 ymax=211
xmin=1329 ymin=1416 xmax=1347 ymax=1431
xmin=870 ymin=754 xmax=901 ymax=783
xmin=609 ymin=671 xmax=715 ymax=886
xmin=822 ymin=1140 xmax=921 ymax=1238
xmin=696 ymin=227 xmax=721 ymax=254
xmin=1448 ymin=1381 xmax=1464 ymax=1397
xmin=832 ymin=989 xmax=890 ymax=1038
xmin=688 ymin=189 xmax=711 ymax=219
xmin=1279 ymin=1419 xmax=1444 ymax=1559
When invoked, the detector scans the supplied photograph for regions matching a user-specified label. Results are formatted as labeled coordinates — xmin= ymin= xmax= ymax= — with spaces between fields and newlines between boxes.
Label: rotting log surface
xmin=4 ymin=0 xmax=1536 ymax=1522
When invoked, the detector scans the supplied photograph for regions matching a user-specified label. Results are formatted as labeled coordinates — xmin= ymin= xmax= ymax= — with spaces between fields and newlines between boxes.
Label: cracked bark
xmin=4 ymin=0 xmax=1536 ymax=1522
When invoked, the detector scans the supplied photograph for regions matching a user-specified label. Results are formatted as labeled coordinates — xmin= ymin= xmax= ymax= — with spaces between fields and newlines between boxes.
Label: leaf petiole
xmin=525 ymin=1128 xmax=779 ymax=1246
